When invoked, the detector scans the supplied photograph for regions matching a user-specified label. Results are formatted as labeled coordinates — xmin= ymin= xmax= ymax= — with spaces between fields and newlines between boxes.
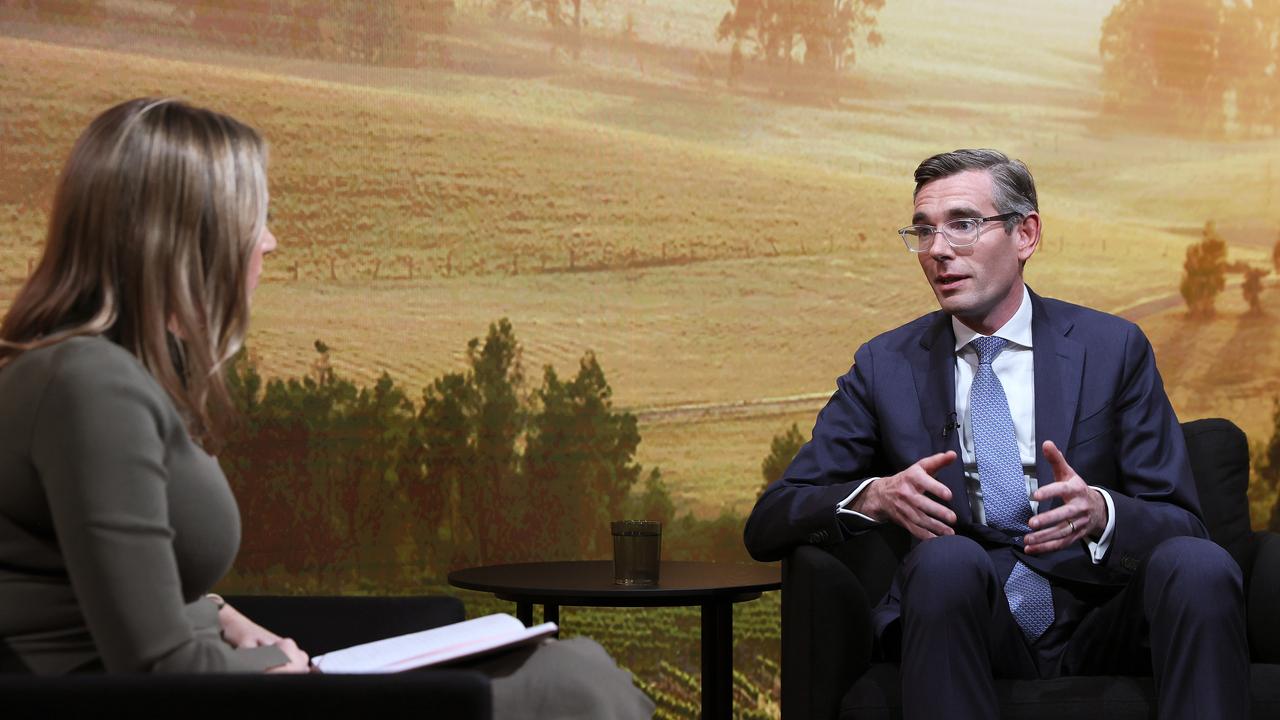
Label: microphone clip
xmin=942 ymin=412 xmax=960 ymax=438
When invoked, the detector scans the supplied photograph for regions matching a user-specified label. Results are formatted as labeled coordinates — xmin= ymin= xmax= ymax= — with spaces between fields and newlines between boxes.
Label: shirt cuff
xmin=1085 ymin=486 xmax=1116 ymax=564
xmin=836 ymin=477 xmax=881 ymax=524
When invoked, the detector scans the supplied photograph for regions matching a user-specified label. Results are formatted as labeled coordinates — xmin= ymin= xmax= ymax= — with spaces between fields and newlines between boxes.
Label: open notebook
xmin=312 ymin=613 xmax=558 ymax=674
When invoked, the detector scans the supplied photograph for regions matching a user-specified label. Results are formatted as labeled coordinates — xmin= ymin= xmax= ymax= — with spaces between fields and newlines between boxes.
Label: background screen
xmin=5 ymin=1 xmax=1279 ymax=714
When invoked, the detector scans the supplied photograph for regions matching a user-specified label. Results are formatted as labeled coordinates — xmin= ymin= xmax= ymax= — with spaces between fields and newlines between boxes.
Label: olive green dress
xmin=0 ymin=336 xmax=286 ymax=673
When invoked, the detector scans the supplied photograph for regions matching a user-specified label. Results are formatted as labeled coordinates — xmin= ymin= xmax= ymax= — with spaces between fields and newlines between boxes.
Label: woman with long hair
xmin=0 ymin=98 xmax=654 ymax=720
xmin=0 ymin=97 xmax=306 ymax=673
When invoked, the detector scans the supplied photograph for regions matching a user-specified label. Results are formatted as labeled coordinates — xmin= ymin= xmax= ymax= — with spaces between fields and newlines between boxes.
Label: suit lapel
xmin=910 ymin=313 xmax=971 ymax=525
xmin=1031 ymin=291 xmax=1084 ymax=515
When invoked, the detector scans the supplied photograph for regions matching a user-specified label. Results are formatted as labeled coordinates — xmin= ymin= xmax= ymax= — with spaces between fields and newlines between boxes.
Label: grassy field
xmin=5 ymin=2 xmax=1280 ymax=510
xmin=4 ymin=3 xmax=1280 ymax=517
xmin=6 ymin=4 xmax=1280 ymax=716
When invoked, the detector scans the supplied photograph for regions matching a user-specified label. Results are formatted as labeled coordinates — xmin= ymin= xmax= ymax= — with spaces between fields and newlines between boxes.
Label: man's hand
xmin=1024 ymin=440 xmax=1107 ymax=554
xmin=851 ymin=451 xmax=958 ymax=540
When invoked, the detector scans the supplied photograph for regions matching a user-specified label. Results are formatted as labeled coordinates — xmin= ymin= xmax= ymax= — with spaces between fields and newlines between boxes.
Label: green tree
xmin=415 ymin=371 xmax=480 ymax=568
xmin=418 ymin=319 xmax=526 ymax=567
xmin=1180 ymin=221 xmax=1228 ymax=318
xmin=222 ymin=342 xmax=416 ymax=583
xmin=1243 ymin=265 xmax=1269 ymax=315
xmin=524 ymin=352 xmax=643 ymax=558
xmin=220 ymin=320 xmax=662 ymax=586
xmin=760 ymin=423 xmax=806 ymax=497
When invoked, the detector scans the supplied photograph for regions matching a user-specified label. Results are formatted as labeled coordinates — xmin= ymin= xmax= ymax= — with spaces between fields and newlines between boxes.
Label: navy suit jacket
xmin=744 ymin=290 xmax=1207 ymax=636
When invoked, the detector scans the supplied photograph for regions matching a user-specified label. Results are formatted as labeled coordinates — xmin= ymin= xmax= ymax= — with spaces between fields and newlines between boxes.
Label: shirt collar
xmin=952 ymin=284 xmax=1033 ymax=352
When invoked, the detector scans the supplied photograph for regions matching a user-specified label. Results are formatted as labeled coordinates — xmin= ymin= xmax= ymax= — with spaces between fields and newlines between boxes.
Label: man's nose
xmin=926 ymin=235 xmax=955 ymax=261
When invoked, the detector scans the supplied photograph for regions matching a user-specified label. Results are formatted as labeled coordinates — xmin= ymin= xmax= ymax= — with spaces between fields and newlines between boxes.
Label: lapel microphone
xmin=942 ymin=412 xmax=960 ymax=438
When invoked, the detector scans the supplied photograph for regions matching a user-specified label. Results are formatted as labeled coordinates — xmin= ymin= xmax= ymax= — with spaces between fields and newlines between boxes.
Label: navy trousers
xmin=896 ymin=535 xmax=1249 ymax=720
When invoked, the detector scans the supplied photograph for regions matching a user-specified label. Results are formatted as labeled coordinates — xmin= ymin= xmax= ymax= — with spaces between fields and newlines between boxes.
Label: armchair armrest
xmin=1 ymin=596 xmax=490 ymax=719
xmin=782 ymin=526 xmax=909 ymax=720
xmin=224 ymin=595 xmax=466 ymax=655
xmin=783 ymin=545 xmax=872 ymax=720
xmin=0 ymin=671 xmax=491 ymax=718
xmin=1249 ymin=531 xmax=1280 ymax=663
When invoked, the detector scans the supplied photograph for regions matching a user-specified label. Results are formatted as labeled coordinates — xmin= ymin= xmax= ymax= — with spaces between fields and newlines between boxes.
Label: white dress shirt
xmin=838 ymin=286 xmax=1115 ymax=562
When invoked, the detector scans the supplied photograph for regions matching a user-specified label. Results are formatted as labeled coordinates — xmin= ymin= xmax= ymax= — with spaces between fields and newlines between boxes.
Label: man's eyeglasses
xmin=897 ymin=212 xmax=1022 ymax=253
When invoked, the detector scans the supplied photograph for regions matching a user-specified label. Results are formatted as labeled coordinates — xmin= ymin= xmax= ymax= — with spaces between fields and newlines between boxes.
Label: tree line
xmin=219 ymin=319 xmax=752 ymax=592
xmin=7 ymin=0 xmax=890 ymax=88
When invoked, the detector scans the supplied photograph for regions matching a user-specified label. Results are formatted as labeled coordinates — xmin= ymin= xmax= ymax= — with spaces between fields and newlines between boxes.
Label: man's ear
xmin=1015 ymin=212 xmax=1042 ymax=262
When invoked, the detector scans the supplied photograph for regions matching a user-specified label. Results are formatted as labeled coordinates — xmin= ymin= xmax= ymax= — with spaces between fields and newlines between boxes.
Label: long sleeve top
xmin=0 ymin=335 xmax=286 ymax=673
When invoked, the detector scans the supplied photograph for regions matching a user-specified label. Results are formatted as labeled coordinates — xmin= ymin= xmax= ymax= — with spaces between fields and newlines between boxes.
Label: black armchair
xmin=2 ymin=595 xmax=491 ymax=719
xmin=781 ymin=418 xmax=1280 ymax=719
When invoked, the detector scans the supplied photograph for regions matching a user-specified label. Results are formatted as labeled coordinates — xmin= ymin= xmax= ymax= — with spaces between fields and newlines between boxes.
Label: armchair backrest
xmin=1181 ymin=418 xmax=1255 ymax=575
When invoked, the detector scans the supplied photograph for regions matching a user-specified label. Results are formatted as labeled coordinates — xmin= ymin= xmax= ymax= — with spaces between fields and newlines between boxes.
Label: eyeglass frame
xmin=897 ymin=212 xmax=1023 ymax=253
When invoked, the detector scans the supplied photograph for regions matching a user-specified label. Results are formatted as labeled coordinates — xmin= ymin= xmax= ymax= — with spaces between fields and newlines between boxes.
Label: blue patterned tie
xmin=969 ymin=336 xmax=1054 ymax=641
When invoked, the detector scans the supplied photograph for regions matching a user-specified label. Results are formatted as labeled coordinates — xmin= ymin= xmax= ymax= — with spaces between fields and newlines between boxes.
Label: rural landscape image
xmin=4 ymin=1 xmax=1280 ymax=716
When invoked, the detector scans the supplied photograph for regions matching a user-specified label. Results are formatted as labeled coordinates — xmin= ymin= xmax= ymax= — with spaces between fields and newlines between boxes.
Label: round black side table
xmin=449 ymin=560 xmax=780 ymax=720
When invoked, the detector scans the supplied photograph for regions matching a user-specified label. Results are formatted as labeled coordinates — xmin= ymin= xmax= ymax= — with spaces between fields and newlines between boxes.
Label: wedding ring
xmin=1068 ymin=519 xmax=1077 ymax=534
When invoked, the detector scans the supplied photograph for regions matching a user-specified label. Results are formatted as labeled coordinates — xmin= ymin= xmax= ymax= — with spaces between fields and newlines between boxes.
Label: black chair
xmin=780 ymin=418 xmax=1280 ymax=719
xmin=1 ymin=595 xmax=491 ymax=719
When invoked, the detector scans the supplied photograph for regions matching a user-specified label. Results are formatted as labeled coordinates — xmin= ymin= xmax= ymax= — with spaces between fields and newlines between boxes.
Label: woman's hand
xmin=218 ymin=603 xmax=283 ymax=648
xmin=215 ymin=600 xmax=310 ymax=672
xmin=264 ymin=637 xmax=311 ymax=674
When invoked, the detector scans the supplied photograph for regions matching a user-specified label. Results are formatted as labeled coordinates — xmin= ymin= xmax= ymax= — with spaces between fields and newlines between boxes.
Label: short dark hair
xmin=913 ymin=149 xmax=1037 ymax=230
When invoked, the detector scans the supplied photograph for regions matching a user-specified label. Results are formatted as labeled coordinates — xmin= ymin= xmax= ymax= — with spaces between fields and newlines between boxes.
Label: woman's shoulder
xmin=13 ymin=334 xmax=149 ymax=379
xmin=6 ymin=335 xmax=171 ymax=413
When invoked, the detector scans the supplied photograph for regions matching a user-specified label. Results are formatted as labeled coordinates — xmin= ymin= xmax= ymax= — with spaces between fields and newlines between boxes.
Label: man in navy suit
xmin=745 ymin=149 xmax=1249 ymax=719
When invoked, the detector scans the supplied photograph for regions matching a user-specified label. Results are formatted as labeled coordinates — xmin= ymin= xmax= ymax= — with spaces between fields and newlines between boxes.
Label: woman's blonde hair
xmin=0 ymin=97 xmax=268 ymax=447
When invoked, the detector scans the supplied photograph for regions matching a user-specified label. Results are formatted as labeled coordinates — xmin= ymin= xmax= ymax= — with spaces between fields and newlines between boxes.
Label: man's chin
xmin=933 ymin=292 xmax=971 ymax=316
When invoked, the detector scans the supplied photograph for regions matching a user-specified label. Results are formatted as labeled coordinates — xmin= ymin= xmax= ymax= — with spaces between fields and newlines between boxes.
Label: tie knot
xmin=972 ymin=336 xmax=1007 ymax=365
